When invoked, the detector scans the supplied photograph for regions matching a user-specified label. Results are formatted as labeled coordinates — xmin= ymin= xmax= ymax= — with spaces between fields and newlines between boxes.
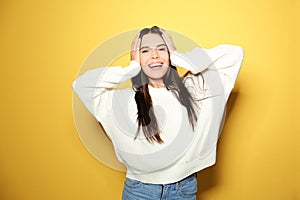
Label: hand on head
xmin=159 ymin=28 xmax=176 ymax=52
xmin=130 ymin=33 xmax=141 ymax=63
xmin=130 ymin=27 xmax=176 ymax=64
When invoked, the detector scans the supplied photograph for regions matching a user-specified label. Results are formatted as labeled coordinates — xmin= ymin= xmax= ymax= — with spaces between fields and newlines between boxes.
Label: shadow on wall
xmin=196 ymin=88 xmax=240 ymax=197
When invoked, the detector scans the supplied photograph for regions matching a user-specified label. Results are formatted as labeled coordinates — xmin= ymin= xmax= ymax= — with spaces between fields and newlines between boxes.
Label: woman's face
xmin=139 ymin=33 xmax=170 ymax=87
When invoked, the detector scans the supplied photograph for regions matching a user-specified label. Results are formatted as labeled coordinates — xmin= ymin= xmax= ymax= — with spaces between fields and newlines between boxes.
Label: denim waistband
xmin=167 ymin=173 xmax=197 ymax=186
xmin=125 ymin=172 xmax=197 ymax=187
xmin=123 ymin=173 xmax=197 ymax=199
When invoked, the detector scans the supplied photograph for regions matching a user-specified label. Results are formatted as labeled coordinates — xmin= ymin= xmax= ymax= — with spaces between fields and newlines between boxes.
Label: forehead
xmin=140 ymin=33 xmax=165 ymax=47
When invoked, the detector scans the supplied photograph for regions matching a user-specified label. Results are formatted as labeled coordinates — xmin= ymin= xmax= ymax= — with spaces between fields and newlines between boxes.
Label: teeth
xmin=149 ymin=63 xmax=162 ymax=68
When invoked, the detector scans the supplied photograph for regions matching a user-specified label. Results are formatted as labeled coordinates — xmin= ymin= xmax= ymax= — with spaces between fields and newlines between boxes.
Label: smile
xmin=148 ymin=63 xmax=163 ymax=68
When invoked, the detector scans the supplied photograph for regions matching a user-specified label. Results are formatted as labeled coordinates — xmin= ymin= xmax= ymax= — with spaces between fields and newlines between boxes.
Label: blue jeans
xmin=122 ymin=173 xmax=197 ymax=200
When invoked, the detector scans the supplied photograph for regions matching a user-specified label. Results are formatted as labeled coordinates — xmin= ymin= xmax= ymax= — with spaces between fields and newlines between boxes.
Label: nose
xmin=151 ymin=49 xmax=159 ymax=59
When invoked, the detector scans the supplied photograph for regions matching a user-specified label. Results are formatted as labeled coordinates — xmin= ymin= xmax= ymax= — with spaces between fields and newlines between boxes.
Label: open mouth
xmin=148 ymin=63 xmax=163 ymax=69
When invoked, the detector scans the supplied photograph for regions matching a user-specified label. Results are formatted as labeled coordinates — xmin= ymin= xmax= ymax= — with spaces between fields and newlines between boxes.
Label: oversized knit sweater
xmin=72 ymin=44 xmax=244 ymax=184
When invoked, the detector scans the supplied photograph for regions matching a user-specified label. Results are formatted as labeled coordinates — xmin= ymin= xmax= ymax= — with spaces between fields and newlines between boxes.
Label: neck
xmin=149 ymin=80 xmax=165 ymax=88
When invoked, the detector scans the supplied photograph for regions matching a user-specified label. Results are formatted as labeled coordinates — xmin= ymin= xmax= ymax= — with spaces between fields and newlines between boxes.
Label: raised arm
xmin=161 ymin=28 xmax=244 ymax=100
xmin=72 ymin=32 xmax=142 ymax=119
xmin=170 ymin=45 xmax=244 ymax=103
xmin=170 ymin=44 xmax=244 ymax=90
xmin=72 ymin=61 xmax=141 ymax=118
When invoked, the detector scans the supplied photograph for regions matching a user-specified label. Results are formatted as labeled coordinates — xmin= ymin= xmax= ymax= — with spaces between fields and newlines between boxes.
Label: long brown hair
xmin=131 ymin=26 xmax=198 ymax=144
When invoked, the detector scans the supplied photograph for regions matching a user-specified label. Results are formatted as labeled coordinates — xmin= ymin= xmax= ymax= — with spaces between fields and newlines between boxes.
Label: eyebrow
xmin=140 ymin=43 xmax=167 ymax=50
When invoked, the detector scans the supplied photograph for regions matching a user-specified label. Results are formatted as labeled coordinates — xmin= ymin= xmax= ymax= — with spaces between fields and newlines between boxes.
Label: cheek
xmin=163 ymin=56 xmax=170 ymax=66
xmin=139 ymin=54 xmax=148 ymax=66
xmin=165 ymin=58 xmax=170 ymax=66
xmin=159 ymin=52 xmax=170 ymax=63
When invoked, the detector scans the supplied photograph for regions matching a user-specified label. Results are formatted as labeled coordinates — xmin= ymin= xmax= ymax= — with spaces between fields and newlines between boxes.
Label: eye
xmin=140 ymin=48 xmax=150 ymax=53
xmin=158 ymin=47 xmax=167 ymax=51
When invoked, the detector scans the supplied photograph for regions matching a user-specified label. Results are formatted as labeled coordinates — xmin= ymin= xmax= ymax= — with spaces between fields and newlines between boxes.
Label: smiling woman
xmin=72 ymin=25 xmax=244 ymax=199
xmin=139 ymin=33 xmax=170 ymax=87
xmin=131 ymin=26 xmax=198 ymax=145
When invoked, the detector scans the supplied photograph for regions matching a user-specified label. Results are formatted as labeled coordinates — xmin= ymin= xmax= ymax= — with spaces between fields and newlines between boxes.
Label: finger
xmin=131 ymin=37 xmax=141 ymax=62
xmin=161 ymin=33 xmax=171 ymax=48
xmin=162 ymin=34 xmax=174 ymax=52
xmin=160 ymin=29 xmax=176 ymax=52
xmin=130 ymin=32 xmax=141 ymax=62
xmin=160 ymin=28 xmax=171 ymax=43
xmin=131 ymin=32 xmax=140 ymax=51
xmin=135 ymin=37 xmax=141 ymax=62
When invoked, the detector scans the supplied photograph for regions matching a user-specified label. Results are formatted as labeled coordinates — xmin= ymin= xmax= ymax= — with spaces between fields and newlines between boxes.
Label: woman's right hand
xmin=130 ymin=33 xmax=141 ymax=64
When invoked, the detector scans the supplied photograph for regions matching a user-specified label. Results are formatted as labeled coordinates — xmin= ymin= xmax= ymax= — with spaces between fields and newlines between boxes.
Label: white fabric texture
xmin=72 ymin=44 xmax=244 ymax=184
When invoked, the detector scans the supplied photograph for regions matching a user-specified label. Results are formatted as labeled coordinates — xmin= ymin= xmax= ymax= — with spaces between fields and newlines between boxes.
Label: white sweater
xmin=72 ymin=44 xmax=244 ymax=184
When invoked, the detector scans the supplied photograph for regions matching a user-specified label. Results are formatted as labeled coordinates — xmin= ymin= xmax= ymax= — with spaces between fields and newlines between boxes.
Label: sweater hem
xmin=125 ymin=147 xmax=217 ymax=184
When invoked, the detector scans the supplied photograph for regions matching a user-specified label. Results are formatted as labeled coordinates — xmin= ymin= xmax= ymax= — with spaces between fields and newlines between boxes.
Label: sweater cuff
xmin=126 ymin=60 xmax=141 ymax=76
xmin=170 ymin=51 xmax=198 ymax=73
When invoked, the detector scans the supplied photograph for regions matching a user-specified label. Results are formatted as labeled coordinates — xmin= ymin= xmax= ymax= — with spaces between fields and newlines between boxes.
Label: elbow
xmin=230 ymin=45 xmax=244 ymax=62
xmin=229 ymin=45 xmax=244 ymax=63
xmin=236 ymin=46 xmax=244 ymax=60
xmin=72 ymin=80 xmax=77 ymax=91
xmin=218 ymin=44 xmax=244 ymax=60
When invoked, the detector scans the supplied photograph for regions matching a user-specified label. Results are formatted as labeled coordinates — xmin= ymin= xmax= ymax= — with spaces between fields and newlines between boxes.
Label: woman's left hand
xmin=160 ymin=29 xmax=176 ymax=53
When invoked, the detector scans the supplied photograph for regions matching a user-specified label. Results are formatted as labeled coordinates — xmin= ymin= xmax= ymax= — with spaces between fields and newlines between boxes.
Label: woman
xmin=72 ymin=26 xmax=244 ymax=199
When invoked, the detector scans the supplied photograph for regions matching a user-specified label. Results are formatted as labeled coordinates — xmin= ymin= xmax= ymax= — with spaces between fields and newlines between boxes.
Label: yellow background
xmin=0 ymin=0 xmax=298 ymax=199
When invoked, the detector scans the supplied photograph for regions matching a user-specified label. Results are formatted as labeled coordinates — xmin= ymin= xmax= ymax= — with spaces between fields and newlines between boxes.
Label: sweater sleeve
xmin=72 ymin=61 xmax=141 ymax=120
xmin=170 ymin=44 xmax=244 ymax=100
